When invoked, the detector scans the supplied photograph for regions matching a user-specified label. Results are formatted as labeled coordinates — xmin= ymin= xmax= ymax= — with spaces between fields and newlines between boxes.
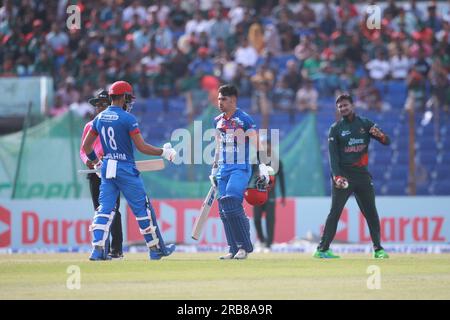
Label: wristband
xmin=87 ymin=150 xmax=98 ymax=162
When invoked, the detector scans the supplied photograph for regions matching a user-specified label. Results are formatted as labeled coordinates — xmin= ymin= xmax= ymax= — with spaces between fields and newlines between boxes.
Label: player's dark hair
xmin=336 ymin=93 xmax=353 ymax=105
xmin=218 ymin=84 xmax=238 ymax=98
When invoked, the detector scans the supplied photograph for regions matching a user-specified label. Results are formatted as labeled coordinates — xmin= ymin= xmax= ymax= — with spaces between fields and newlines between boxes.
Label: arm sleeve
xmin=328 ymin=125 xmax=342 ymax=177
xmin=367 ymin=119 xmax=391 ymax=146
xmin=79 ymin=122 xmax=91 ymax=164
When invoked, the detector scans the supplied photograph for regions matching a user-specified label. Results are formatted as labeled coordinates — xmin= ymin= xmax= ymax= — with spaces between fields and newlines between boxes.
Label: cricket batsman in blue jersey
xmin=211 ymin=84 xmax=269 ymax=260
xmin=82 ymin=80 xmax=177 ymax=261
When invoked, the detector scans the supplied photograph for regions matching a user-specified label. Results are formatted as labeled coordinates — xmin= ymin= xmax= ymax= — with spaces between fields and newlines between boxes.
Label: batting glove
xmin=161 ymin=143 xmax=176 ymax=162
xmin=94 ymin=160 xmax=103 ymax=178
xmin=210 ymin=165 xmax=218 ymax=187
xmin=258 ymin=163 xmax=270 ymax=185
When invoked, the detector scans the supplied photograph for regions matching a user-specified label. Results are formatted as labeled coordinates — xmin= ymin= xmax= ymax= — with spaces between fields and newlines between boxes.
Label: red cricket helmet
xmin=245 ymin=178 xmax=269 ymax=206
xmin=109 ymin=80 xmax=134 ymax=97
xmin=108 ymin=80 xmax=135 ymax=111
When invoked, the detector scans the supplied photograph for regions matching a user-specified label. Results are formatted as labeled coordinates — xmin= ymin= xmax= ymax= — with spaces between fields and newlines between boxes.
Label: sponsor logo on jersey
xmin=341 ymin=130 xmax=351 ymax=136
xmin=348 ymin=138 xmax=364 ymax=146
xmin=100 ymin=113 xmax=119 ymax=121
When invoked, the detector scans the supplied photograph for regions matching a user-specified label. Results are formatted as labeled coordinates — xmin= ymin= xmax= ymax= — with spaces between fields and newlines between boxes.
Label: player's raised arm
xmin=369 ymin=124 xmax=391 ymax=146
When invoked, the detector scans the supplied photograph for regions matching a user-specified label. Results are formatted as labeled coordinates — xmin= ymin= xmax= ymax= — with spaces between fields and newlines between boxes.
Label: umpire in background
xmin=314 ymin=93 xmax=390 ymax=259
xmin=80 ymin=89 xmax=123 ymax=258
xmin=254 ymin=137 xmax=286 ymax=252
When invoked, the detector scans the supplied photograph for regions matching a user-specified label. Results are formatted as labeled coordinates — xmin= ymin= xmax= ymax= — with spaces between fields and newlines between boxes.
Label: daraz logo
xmin=0 ymin=206 xmax=11 ymax=247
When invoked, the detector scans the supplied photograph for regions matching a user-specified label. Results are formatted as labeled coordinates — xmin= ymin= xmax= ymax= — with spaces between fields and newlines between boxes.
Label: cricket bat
xmin=192 ymin=185 xmax=217 ymax=240
xmin=77 ymin=159 xmax=165 ymax=174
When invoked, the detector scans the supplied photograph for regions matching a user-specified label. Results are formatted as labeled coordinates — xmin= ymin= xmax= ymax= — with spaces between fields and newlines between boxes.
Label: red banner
xmin=127 ymin=198 xmax=296 ymax=245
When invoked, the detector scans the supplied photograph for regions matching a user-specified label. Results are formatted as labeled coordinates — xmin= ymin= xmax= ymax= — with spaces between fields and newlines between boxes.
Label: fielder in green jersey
xmin=314 ymin=93 xmax=390 ymax=259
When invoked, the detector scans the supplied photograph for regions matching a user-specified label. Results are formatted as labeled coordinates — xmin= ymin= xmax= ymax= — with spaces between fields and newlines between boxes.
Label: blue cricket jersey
xmin=214 ymin=108 xmax=257 ymax=168
xmin=91 ymin=105 xmax=140 ymax=164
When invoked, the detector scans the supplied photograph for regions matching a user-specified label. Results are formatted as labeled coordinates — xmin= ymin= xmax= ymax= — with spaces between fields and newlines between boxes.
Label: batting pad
xmin=219 ymin=196 xmax=253 ymax=253
xmin=218 ymin=199 xmax=238 ymax=255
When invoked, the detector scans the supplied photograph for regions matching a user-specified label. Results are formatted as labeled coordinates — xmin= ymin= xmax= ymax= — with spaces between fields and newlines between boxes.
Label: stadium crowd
xmin=0 ymin=0 xmax=449 ymax=120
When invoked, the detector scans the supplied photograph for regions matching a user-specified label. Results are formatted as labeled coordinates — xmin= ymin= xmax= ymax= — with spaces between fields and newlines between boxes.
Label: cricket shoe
xmin=219 ymin=252 xmax=234 ymax=260
xmin=89 ymin=246 xmax=112 ymax=261
xmin=109 ymin=251 xmax=124 ymax=260
xmin=313 ymin=249 xmax=340 ymax=259
xmin=373 ymin=249 xmax=389 ymax=259
xmin=233 ymin=249 xmax=248 ymax=260
xmin=149 ymin=244 xmax=176 ymax=260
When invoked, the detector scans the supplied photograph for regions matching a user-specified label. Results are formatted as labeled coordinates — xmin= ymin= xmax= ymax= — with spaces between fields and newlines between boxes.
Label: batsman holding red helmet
xmin=210 ymin=84 xmax=269 ymax=260
xmin=314 ymin=93 xmax=390 ymax=259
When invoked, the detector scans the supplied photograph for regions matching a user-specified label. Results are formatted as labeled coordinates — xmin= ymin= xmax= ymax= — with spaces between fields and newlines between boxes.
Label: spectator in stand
xmin=355 ymin=77 xmax=385 ymax=112
xmin=318 ymin=5 xmax=337 ymax=42
xmin=69 ymin=84 xmax=94 ymax=119
xmin=185 ymin=10 xmax=210 ymax=38
xmin=294 ymin=34 xmax=317 ymax=61
xmin=57 ymin=77 xmax=80 ymax=107
xmin=251 ymin=64 xmax=274 ymax=128
xmin=391 ymin=7 xmax=419 ymax=36
xmin=296 ymin=78 xmax=318 ymax=113
xmin=387 ymin=32 xmax=409 ymax=59
xmin=366 ymin=50 xmax=391 ymax=81
xmin=413 ymin=48 xmax=431 ymax=78
xmin=390 ymin=47 xmax=411 ymax=80
xmin=383 ymin=0 xmax=400 ymax=19
xmin=168 ymin=0 xmax=190 ymax=36
xmin=273 ymin=78 xmax=296 ymax=123
xmin=234 ymin=37 xmax=258 ymax=69
xmin=248 ymin=17 xmax=265 ymax=54
xmin=425 ymin=4 xmax=443 ymax=33
xmin=33 ymin=50 xmax=54 ymax=76
xmin=276 ymin=10 xmax=296 ymax=53
xmin=48 ymin=94 xmax=68 ymax=117
xmin=209 ymin=9 xmax=231 ymax=49
xmin=154 ymin=22 xmax=174 ymax=56
xmin=264 ymin=24 xmax=282 ymax=57
xmin=133 ymin=24 xmax=153 ymax=51
xmin=406 ymin=0 xmax=424 ymax=23
xmin=228 ymin=0 xmax=245 ymax=31
xmin=281 ymin=59 xmax=302 ymax=94
xmin=45 ymin=22 xmax=69 ymax=55
xmin=301 ymin=51 xmax=322 ymax=81
xmin=231 ymin=63 xmax=252 ymax=97
xmin=189 ymin=46 xmax=214 ymax=78
xmin=273 ymin=0 xmax=294 ymax=21
xmin=344 ymin=33 xmax=363 ymax=65
xmin=296 ymin=0 xmax=317 ymax=29
xmin=337 ymin=62 xmax=359 ymax=95
xmin=122 ymin=0 xmax=146 ymax=25
xmin=141 ymin=47 xmax=164 ymax=79
xmin=154 ymin=62 xmax=176 ymax=113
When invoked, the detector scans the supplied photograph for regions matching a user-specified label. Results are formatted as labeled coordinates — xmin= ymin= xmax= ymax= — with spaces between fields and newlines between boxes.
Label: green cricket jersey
xmin=328 ymin=114 xmax=391 ymax=176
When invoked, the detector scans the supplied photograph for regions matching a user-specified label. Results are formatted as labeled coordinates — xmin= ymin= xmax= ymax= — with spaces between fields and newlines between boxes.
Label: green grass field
xmin=1 ymin=253 xmax=449 ymax=300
